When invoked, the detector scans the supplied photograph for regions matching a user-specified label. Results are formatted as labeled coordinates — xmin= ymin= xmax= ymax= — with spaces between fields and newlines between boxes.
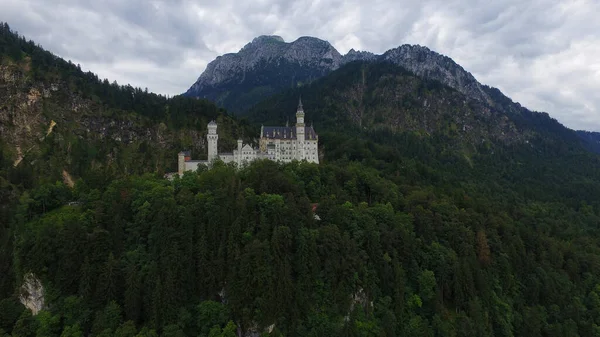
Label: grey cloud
xmin=1 ymin=0 xmax=599 ymax=130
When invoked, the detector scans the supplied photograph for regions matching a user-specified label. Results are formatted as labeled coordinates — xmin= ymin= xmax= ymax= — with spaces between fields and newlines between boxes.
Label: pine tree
xmin=78 ymin=257 xmax=93 ymax=302
xmin=124 ymin=265 xmax=142 ymax=323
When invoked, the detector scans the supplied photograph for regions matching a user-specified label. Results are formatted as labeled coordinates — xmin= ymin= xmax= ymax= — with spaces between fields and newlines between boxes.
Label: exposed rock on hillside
xmin=381 ymin=45 xmax=491 ymax=104
xmin=19 ymin=273 xmax=44 ymax=315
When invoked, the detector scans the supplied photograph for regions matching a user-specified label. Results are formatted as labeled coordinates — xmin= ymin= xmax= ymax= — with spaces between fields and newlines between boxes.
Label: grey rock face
xmin=186 ymin=35 xmax=342 ymax=96
xmin=19 ymin=273 xmax=45 ymax=315
xmin=341 ymin=49 xmax=377 ymax=64
xmin=381 ymin=45 xmax=491 ymax=104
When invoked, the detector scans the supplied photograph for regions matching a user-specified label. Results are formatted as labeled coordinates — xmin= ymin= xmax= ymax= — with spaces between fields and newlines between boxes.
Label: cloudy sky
xmin=2 ymin=0 xmax=600 ymax=131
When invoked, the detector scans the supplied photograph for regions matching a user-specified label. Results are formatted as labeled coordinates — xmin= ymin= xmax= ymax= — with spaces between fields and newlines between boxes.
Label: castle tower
xmin=296 ymin=97 xmax=305 ymax=161
xmin=207 ymin=121 xmax=218 ymax=163
xmin=237 ymin=139 xmax=243 ymax=166
xmin=178 ymin=151 xmax=185 ymax=175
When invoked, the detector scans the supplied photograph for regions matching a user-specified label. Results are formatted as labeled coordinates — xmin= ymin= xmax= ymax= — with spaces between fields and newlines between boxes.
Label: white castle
xmin=177 ymin=98 xmax=319 ymax=175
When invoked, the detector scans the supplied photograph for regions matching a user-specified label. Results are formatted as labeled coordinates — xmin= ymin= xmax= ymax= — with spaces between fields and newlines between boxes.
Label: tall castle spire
xmin=295 ymin=95 xmax=305 ymax=161
xmin=297 ymin=96 xmax=304 ymax=113
xmin=296 ymin=96 xmax=305 ymax=125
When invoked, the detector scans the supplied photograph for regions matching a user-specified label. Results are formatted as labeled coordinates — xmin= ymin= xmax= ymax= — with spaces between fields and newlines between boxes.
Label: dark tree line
xmin=1 ymin=154 xmax=600 ymax=336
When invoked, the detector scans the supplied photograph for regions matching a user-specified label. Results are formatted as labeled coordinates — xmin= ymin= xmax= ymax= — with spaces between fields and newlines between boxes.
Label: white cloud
xmin=1 ymin=0 xmax=599 ymax=130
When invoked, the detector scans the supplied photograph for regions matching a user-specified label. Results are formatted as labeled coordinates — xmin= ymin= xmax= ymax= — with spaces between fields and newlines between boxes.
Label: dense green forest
xmin=3 ymin=22 xmax=600 ymax=337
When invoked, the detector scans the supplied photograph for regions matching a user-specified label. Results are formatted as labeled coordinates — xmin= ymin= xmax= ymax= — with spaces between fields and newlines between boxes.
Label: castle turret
xmin=237 ymin=139 xmax=243 ymax=166
xmin=296 ymin=97 xmax=305 ymax=161
xmin=296 ymin=97 xmax=305 ymax=125
xmin=207 ymin=121 xmax=218 ymax=163
xmin=178 ymin=151 xmax=185 ymax=175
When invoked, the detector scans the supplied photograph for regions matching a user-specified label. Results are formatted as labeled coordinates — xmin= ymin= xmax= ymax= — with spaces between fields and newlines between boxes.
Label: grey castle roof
xmin=262 ymin=126 xmax=318 ymax=140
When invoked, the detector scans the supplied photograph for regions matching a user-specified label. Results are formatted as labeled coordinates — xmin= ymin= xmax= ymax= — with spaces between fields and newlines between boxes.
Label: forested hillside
xmin=0 ymin=21 xmax=253 ymax=184
xmin=577 ymin=130 xmax=600 ymax=154
xmin=0 ymin=21 xmax=258 ymax=228
xmin=3 ymin=22 xmax=600 ymax=337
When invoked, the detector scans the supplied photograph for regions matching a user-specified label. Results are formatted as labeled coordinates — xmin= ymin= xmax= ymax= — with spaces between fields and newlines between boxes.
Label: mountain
xmin=185 ymin=36 xmax=495 ymax=115
xmin=249 ymin=60 xmax=585 ymax=154
xmin=184 ymin=35 xmax=344 ymax=113
xmin=4 ymin=22 xmax=600 ymax=337
xmin=187 ymin=34 xmax=598 ymax=155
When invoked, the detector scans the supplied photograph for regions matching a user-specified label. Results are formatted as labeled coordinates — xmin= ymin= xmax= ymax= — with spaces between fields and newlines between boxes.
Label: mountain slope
xmin=577 ymin=130 xmax=600 ymax=153
xmin=0 ymin=22 xmax=253 ymax=186
xmin=247 ymin=60 xmax=600 ymax=204
xmin=249 ymin=61 xmax=583 ymax=151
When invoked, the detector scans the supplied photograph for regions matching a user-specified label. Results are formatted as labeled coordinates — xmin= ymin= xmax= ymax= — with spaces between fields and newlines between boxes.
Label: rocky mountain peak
xmin=342 ymin=49 xmax=377 ymax=63
xmin=186 ymin=35 xmax=343 ymax=97
xmin=241 ymin=35 xmax=286 ymax=52
xmin=381 ymin=44 xmax=491 ymax=103
xmin=252 ymin=35 xmax=285 ymax=43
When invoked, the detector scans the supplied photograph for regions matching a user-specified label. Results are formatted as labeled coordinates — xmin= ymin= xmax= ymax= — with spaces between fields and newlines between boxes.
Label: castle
xmin=177 ymin=98 xmax=319 ymax=175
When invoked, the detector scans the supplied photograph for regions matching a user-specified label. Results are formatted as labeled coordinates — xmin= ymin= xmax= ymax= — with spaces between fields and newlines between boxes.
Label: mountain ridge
xmin=184 ymin=35 xmax=493 ymax=114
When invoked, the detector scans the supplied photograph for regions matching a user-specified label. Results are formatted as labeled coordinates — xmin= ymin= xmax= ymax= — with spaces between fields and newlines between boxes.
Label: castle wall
xmin=305 ymin=139 xmax=319 ymax=163
xmin=184 ymin=161 xmax=206 ymax=172
xmin=220 ymin=154 xmax=235 ymax=163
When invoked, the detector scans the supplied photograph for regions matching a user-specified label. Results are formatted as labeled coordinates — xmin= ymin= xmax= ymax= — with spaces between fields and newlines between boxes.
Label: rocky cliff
xmin=19 ymin=273 xmax=44 ymax=315
xmin=381 ymin=45 xmax=491 ymax=104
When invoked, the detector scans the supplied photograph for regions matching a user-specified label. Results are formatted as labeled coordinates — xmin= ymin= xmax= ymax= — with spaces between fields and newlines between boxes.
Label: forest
xmin=3 ymin=21 xmax=600 ymax=336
